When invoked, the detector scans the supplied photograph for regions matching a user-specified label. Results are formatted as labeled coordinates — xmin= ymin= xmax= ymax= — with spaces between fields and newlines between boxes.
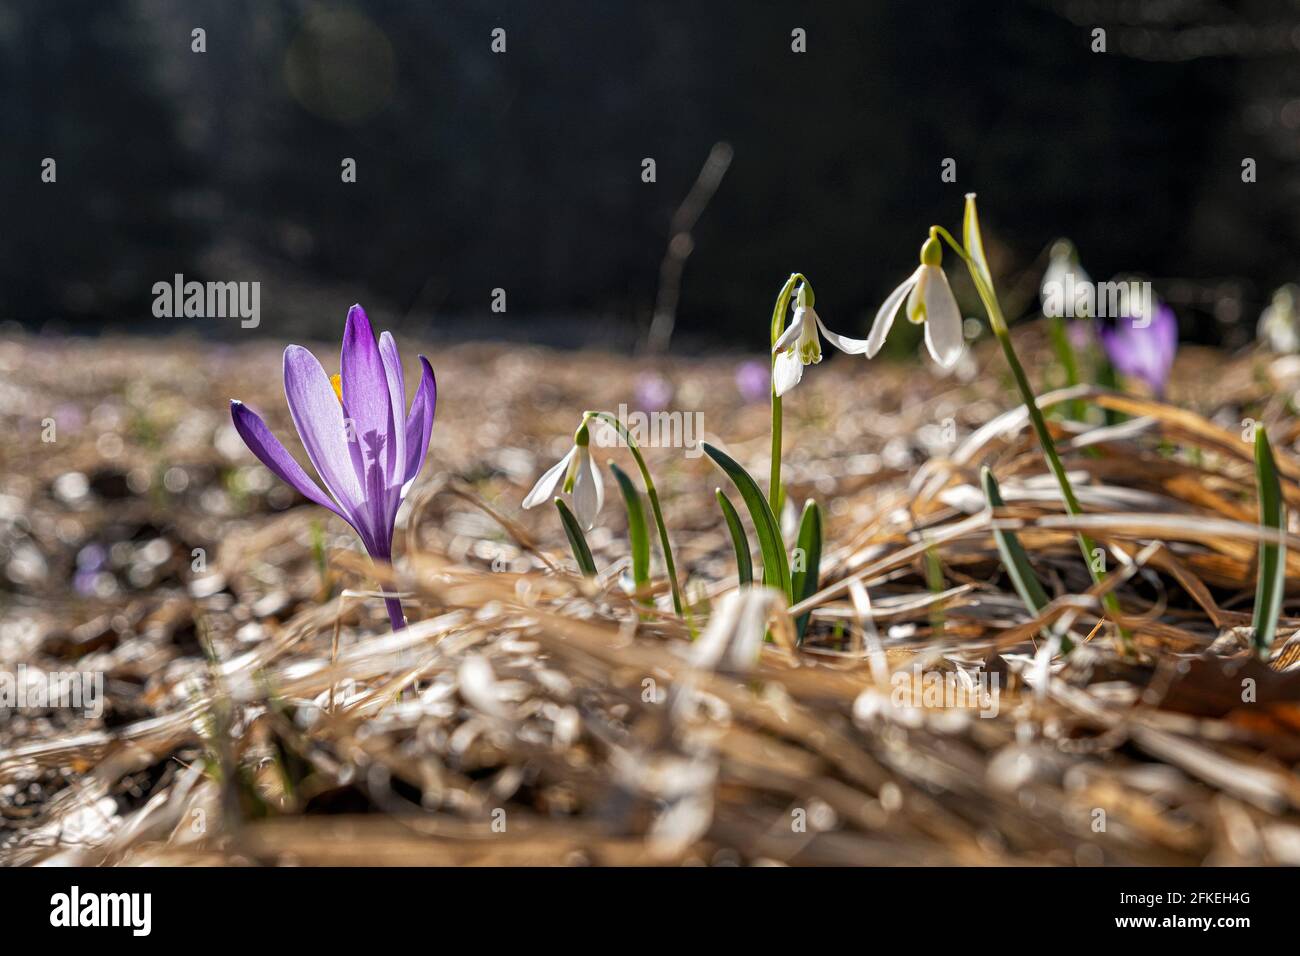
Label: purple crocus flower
xmin=229 ymin=305 xmax=436 ymax=630
xmin=1098 ymin=302 xmax=1178 ymax=397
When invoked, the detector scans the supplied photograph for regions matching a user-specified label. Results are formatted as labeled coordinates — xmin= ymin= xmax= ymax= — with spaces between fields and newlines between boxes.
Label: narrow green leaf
xmin=962 ymin=193 xmax=994 ymax=295
xmin=981 ymin=467 xmax=1050 ymax=614
xmin=609 ymin=461 xmax=651 ymax=601
xmin=790 ymin=500 xmax=822 ymax=641
xmin=924 ymin=545 xmax=945 ymax=637
xmin=1252 ymin=428 xmax=1286 ymax=657
xmin=554 ymin=498 xmax=598 ymax=578
xmin=703 ymin=443 xmax=791 ymax=599
xmin=982 ymin=467 xmax=1073 ymax=654
xmin=715 ymin=488 xmax=753 ymax=587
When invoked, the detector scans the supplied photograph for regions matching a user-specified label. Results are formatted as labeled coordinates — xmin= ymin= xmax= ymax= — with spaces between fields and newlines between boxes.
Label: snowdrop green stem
xmin=930 ymin=220 xmax=1127 ymax=641
xmin=583 ymin=410 xmax=685 ymax=617
xmin=769 ymin=272 xmax=806 ymax=515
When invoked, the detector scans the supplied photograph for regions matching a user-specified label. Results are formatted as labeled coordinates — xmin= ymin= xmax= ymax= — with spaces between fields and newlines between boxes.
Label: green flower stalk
xmin=523 ymin=421 xmax=604 ymax=530
xmin=768 ymin=273 xmax=871 ymax=514
xmin=581 ymin=410 xmax=686 ymax=617
xmin=1040 ymin=239 xmax=1087 ymax=421
xmin=768 ymin=273 xmax=802 ymax=516
xmin=524 ymin=412 xmax=687 ymax=619
xmin=870 ymin=194 xmax=1125 ymax=646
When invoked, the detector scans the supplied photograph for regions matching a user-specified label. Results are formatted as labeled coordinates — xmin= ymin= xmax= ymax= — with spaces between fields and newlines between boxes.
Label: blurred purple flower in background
xmin=734 ymin=360 xmax=769 ymax=404
xmin=634 ymin=372 xmax=673 ymax=412
xmin=1098 ymin=302 xmax=1178 ymax=397
xmin=53 ymin=403 xmax=85 ymax=435
xmin=73 ymin=543 xmax=108 ymax=597
xmin=230 ymin=304 xmax=436 ymax=630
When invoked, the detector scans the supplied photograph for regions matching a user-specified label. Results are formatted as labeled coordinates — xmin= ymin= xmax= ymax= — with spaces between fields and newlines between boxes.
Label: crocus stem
xmin=768 ymin=273 xmax=804 ymax=516
xmin=584 ymin=410 xmax=686 ymax=617
xmin=932 ymin=226 xmax=1128 ymax=645
xmin=371 ymin=553 xmax=406 ymax=630
xmin=382 ymin=594 xmax=406 ymax=631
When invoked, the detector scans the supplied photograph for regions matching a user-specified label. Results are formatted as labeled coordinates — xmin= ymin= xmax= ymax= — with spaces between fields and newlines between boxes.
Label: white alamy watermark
xmin=1042 ymin=273 xmax=1152 ymax=325
xmin=594 ymin=402 xmax=705 ymax=459
xmin=891 ymin=669 xmax=1000 ymax=718
xmin=50 ymin=887 xmax=151 ymax=937
xmin=152 ymin=273 xmax=260 ymax=328
xmin=0 ymin=665 xmax=103 ymax=719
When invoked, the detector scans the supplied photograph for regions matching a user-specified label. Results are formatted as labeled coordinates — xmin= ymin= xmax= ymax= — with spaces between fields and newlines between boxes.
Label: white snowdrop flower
xmin=771 ymin=283 xmax=870 ymax=396
xmin=1259 ymin=284 xmax=1300 ymax=354
xmin=1040 ymin=238 xmax=1092 ymax=319
xmin=867 ymin=235 xmax=964 ymax=368
xmin=522 ymin=422 xmax=604 ymax=529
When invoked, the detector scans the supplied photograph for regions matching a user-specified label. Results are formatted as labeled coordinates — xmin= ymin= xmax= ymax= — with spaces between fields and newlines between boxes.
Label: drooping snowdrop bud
xmin=523 ymin=420 xmax=605 ymax=530
xmin=1258 ymin=284 xmax=1300 ymax=354
xmin=1040 ymin=239 xmax=1093 ymax=320
xmin=770 ymin=281 xmax=871 ymax=397
xmin=868 ymin=233 xmax=964 ymax=368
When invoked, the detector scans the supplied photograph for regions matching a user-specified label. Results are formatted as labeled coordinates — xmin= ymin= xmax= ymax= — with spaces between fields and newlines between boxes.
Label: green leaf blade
xmin=982 ymin=467 xmax=1071 ymax=653
xmin=981 ymin=467 xmax=1050 ymax=613
xmin=1253 ymin=428 xmax=1287 ymax=657
xmin=609 ymin=461 xmax=651 ymax=600
xmin=924 ymin=545 xmax=945 ymax=637
xmin=790 ymin=500 xmax=823 ymax=641
xmin=554 ymin=498 xmax=598 ymax=578
xmin=703 ymin=443 xmax=791 ymax=600
xmin=715 ymin=488 xmax=753 ymax=587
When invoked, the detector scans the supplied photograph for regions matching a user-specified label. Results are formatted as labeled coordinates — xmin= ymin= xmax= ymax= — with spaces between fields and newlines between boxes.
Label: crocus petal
xmin=771 ymin=348 xmax=804 ymax=396
xmin=570 ymin=447 xmax=604 ymax=530
xmin=922 ymin=267 xmax=964 ymax=368
xmin=867 ymin=267 xmax=921 ymax=358
xmin=772 ymin=311 xmax=807 ymax=353
xmin=378 ymin=331 xmax=408 ymax=492
xmin=814 ymin=312 xmax=871 ymax=355
xmin=523 ymin=447 xmax=576 ymax=510
xmin=229 ymin=400 xmax=353 ymax=525
xmin=341 ymin=305 xmax=399 ymax=489
xmin=283 ymin=344 xmax=365 ymax=518
xmin=1101 ymin=304 xmax=1178 ymax=395
xmin=1152 ymin=304 xmax=1179 ymax=370
xmin=403 ymin=356 xmax=437 ymax=491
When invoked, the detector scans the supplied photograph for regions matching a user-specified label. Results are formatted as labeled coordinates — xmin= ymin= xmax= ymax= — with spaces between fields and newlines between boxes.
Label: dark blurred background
xmin=1 ymin=0 xmax=1295 ymax=350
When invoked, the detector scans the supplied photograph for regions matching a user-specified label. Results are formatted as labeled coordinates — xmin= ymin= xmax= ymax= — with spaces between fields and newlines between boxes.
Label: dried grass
xmin=2 ymin=330 xmax=1300 ymax=866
